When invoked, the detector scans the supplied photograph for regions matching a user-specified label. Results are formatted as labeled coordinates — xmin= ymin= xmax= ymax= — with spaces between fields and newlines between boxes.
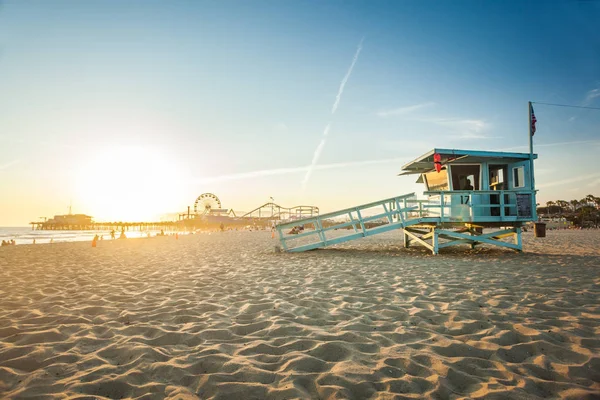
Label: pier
xmin=29 ymin=220 xmax=177 ymax=232
xmin=30 ymin=192 xmax=320 ymax=232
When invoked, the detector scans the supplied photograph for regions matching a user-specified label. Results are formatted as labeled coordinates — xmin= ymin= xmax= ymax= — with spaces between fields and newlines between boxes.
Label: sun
xmin=75 ymin=146 xmax=185 ymax=222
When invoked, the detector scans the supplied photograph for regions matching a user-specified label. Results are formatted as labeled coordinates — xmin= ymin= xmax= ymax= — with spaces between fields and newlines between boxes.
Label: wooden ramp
xmin=276 ymin=193 xmax=436 ymax=252
xmin=275 ymin=193 xmax=523 ymax=254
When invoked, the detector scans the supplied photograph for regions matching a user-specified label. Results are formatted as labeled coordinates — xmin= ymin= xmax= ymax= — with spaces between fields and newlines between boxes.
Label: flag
xmin=530 ymin=104 xmax=537 ymax=136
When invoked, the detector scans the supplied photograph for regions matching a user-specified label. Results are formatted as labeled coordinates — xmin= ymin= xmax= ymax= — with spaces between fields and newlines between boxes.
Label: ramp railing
xmin=423 ymin=190 xmax=537 ymax=223
xmin=276 ymin=193 xmax=438 ymax=252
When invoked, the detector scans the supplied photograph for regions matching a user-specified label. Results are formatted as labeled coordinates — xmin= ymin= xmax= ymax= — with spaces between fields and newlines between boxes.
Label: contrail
xmin=331 ymin=37 xmax=364 ymax=114
xmin=303 ymin=37 xmax=364 ymax=189
xmin=194 ymin=156 xmax=405 ymax=185
xmin=301 ymin=123 xmax=331 ymax=188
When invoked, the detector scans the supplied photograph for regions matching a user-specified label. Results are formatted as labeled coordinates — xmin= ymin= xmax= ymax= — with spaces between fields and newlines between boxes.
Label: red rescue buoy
xmin=433 ymin=153 xmax=442 ymax=173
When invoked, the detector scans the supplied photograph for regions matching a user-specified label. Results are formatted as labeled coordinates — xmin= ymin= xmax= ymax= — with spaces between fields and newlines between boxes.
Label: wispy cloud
xmin=274 ymin=123 xmax=288 ymax=131
xmin=414 ymin=117 xmax=492 ymax=139
xmin=194 ymin=156 xmax=406 ymax=184
xmin=432 ymin=118 xmax=488 ymax=132
xmin=0 ymin=159 xmax=20 ymax=171
xmin=195 ymin=165 xmax=309 ymax=184
xmin=538 ymin=172 xmax=600 ymax=189
xmin=588 ymin=177 xmax=600 ymax=188
xmin=452 ymin=132 xmax=494 ymax=140
xmin=303 ymin=37 xmax=364 ymax=190
xmin=377 ymin=103 xmax=492 ymax=139
xmin=377 ymin=102 xmax=435 ymax=117
xmin=501 ymin=139 xmax=600 ymax=151
xmin=583 ymin=86 xmax=600 ymax=106
xmin=2 ymin=136 xmax=77 ymax=150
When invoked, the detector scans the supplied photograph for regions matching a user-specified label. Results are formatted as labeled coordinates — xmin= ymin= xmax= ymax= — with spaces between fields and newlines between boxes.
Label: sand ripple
xmin=0 ymin=230 xmax=599 ymax=399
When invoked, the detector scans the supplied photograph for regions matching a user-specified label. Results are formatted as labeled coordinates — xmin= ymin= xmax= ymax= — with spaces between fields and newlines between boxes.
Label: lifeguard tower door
xmin=489 ymin=165 xmax=510 ymax=216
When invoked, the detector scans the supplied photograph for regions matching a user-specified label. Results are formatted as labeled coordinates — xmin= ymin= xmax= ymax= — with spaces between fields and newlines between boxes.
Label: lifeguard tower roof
xmin=400 ymin=148 xmax=538 ymax=175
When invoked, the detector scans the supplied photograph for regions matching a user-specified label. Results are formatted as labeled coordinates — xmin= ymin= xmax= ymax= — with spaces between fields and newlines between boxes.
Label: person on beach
xmin=110 ymin=230 xmax=116 ymax=240
xmin=288 ymin=226 xmax=300 ymax=234
xmin=463 ymin=177 xmax=474 ymax=190
xmin=1 ymin=240 xmax=6 ymax=246
xmin=119 ymin=230 xmax=127 ymax=239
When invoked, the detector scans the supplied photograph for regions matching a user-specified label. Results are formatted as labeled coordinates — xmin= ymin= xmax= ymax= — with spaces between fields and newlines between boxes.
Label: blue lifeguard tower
xmin=276 ymin=148 xmax=537 ymax=254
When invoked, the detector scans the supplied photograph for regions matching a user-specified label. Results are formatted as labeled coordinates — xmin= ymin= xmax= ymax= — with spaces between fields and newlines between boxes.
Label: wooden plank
xmin=281 ymin=228 xmax=320 ymax=241
xmin=438 ymin=239 xmax=474 ymax=248
xmin=403 ymin=229 xmax=433 ymax=251
xmin=404 ymin=227 xmax=431 ymax=236
xmin=288 ymin=232 xmax=367 ymax=252
xmin=363 ymin=222 xmax=405 ymax=236
xmin=435 ymin=229 xmax=521 ymax=250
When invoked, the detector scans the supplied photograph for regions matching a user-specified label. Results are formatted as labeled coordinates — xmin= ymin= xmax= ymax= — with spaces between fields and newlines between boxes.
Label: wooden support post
xmin=276 ymin=226 xmax=287 ymax=251
xmin=382 ymin=203 xmax=394 ymax=224
xmin=349 ymin=212 xmax=358 ymax=233
xmin=514 ymin=227 xmax=522 ymax=251
xmin=356 ymin=209 xmax=366 ymax=235
xmin=397 ymin=198 xmax=405 ymax=223
xmin=316 ymin=218 xmax=326 ymax=244
xmin=432 ymin=228 xmax=439 ymax=255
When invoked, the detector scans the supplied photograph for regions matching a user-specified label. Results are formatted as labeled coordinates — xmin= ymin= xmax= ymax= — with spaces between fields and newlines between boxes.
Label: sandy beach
xmin=0 ymin=229 xmax=598 ymax=399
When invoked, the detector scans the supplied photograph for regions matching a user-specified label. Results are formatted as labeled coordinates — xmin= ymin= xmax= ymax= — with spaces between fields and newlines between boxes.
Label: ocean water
xmin=0 ymin=227 xmax=170 ymax=245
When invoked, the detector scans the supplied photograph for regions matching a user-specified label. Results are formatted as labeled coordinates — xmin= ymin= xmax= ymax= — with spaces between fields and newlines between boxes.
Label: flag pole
xmin=528 ymin=101 xmax=536 ymax=220
xmin=528 ymin=101 xmax=533 ymax=158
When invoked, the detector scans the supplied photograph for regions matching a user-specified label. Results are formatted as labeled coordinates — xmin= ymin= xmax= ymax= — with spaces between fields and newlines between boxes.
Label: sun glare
xmin=75 ymin=146 xmax=185 ymax=222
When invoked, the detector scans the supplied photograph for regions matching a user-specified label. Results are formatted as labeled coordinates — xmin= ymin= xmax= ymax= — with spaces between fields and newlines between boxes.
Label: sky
xmin=1 ymin=0 xmax=599 ymax=225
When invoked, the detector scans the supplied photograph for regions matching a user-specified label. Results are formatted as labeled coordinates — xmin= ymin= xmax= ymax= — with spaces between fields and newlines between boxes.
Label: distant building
xmin=47 ymin=214 xmax=93 ymax=225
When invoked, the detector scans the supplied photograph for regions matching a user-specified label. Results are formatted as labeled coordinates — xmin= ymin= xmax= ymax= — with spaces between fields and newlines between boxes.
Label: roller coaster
xmin=178 ymin=193 xmax=318 ymax=223
xmin=240 ymin=203 xmax=319 ymax=221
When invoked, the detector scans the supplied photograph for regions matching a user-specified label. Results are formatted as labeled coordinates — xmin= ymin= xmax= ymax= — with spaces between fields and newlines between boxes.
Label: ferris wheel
xmin=194 ymin=193 xmax=222 ymax=215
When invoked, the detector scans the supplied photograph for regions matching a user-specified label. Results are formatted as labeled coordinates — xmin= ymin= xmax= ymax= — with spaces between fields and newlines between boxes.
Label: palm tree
xmin=556 ymin=200 xmax=569 ymax=213
xmin=585 ymin=194 xmax=600 ymax=210
xmin=570 ymin=199 xmax=579 ymax=212
xmin=586 ymin=194 xmax=595 ymax=206
xmin=546 ymin=201 xmax=555 ymax=216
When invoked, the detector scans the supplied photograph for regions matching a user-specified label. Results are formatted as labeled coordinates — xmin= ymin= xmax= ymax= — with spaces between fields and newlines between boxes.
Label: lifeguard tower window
xmin=424 ymin=170 xmax=449 ymax=191
xmin=450 ymin=165 xmax=480 ymax=190
xmin=489 ymin=165 xmax=506 ymax=190
xmin=513 ymin=166 xmax=525 ymax=188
